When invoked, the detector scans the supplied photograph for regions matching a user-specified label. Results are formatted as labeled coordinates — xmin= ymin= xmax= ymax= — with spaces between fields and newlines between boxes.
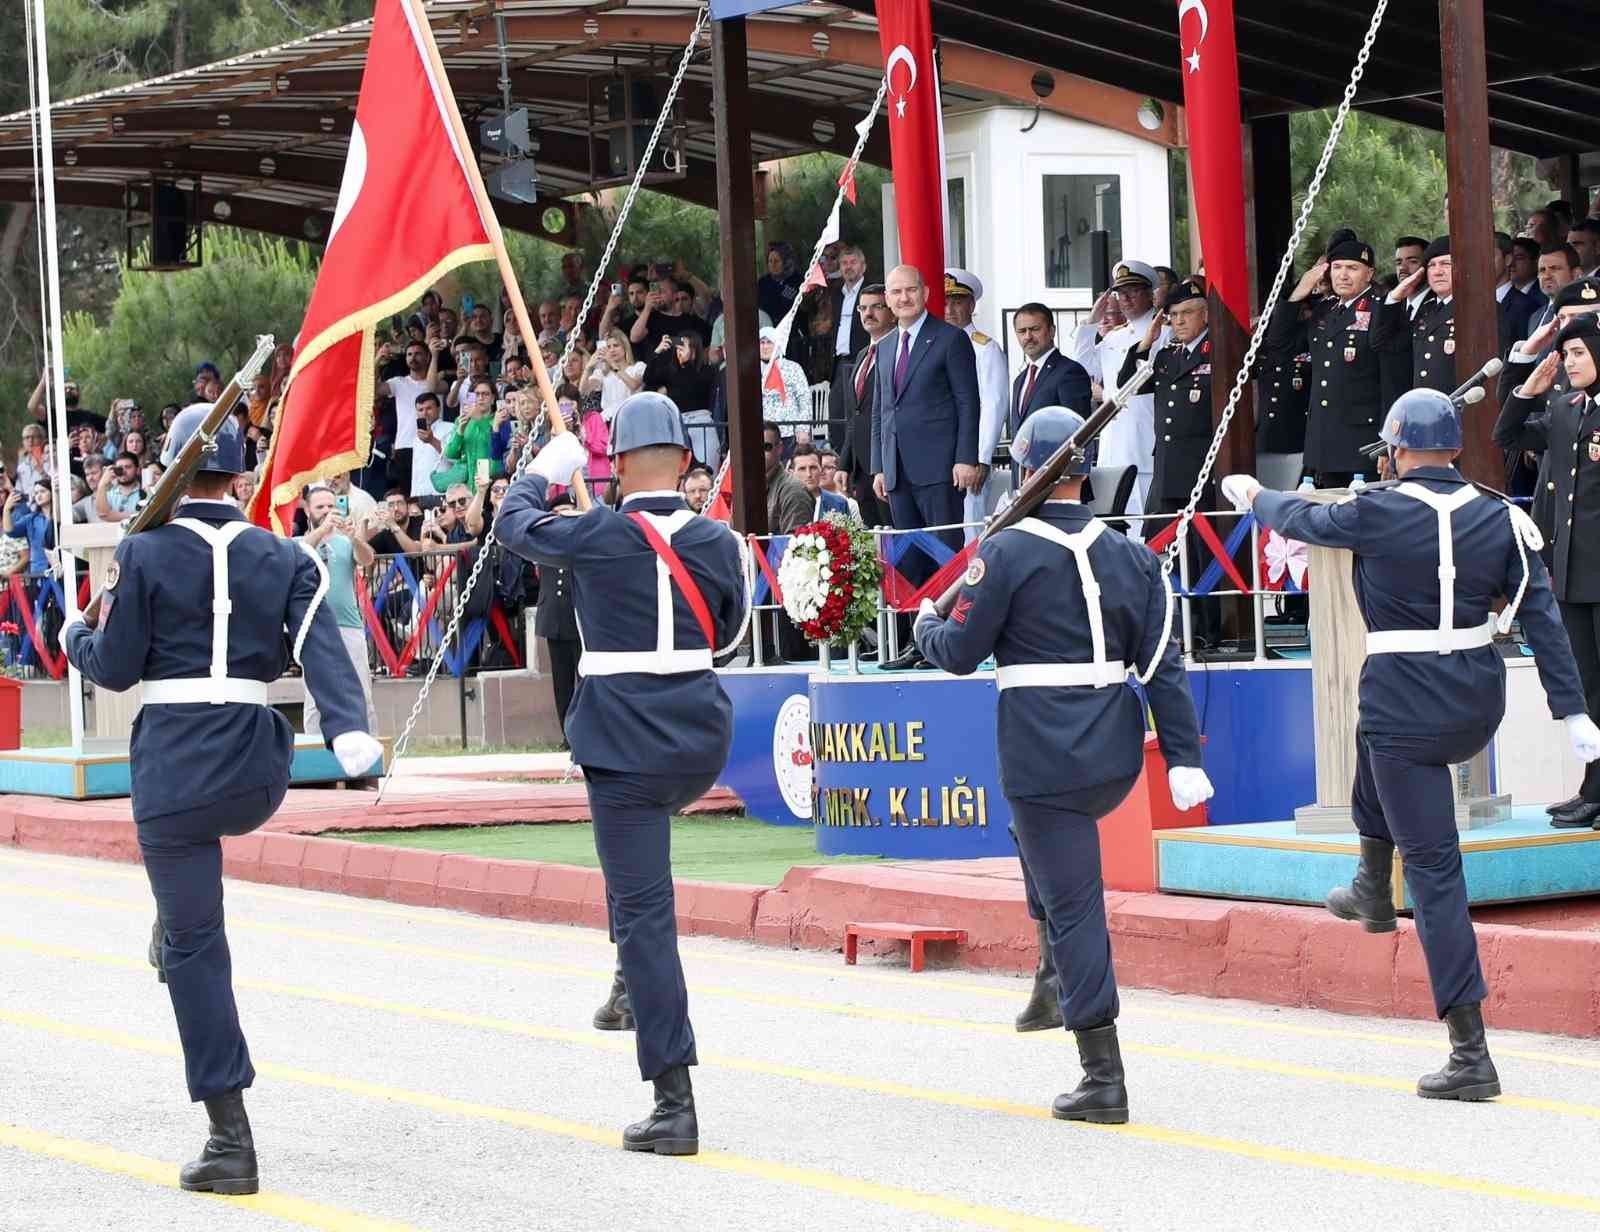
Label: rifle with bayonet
xmin=80 ymin=335 xmax=276 ymax=626
xmin=931 ymin=358 xmax=1157 ymax=617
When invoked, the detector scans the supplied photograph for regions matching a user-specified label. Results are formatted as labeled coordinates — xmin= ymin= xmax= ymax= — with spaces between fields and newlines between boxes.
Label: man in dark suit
xmin=825 ymin=244 xmax=872 ymax=390
xmin=1009 ymin=302 xmax=1092 ymax=443
xmin=833 ymin=284 xmax=893 ymax=525
xmin=870 ymin=263 xmax=981 ymax=550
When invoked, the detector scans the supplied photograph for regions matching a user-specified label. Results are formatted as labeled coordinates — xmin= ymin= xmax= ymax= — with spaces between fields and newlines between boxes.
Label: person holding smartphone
xmin=298 ymin=485 xmax=377 ymax=737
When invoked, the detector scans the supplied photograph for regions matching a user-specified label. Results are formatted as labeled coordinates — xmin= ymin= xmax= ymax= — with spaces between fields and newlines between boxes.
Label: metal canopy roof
xmin=832 ymin=0 xmax=1600 ymax=157
xmin=0 ymin=1 xmax=1065 ymax=247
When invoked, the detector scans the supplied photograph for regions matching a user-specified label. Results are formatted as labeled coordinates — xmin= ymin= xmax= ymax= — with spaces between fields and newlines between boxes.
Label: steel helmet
xmin=1379 ymin=388 xmax=1462 ymax=452
xmin=607 ymin=391 xmax=690 ymax=458
xmin=159 ymin=403 xmax=246 ymax=475
xmin=1012 ymin=406 xmax=1090 ymax=475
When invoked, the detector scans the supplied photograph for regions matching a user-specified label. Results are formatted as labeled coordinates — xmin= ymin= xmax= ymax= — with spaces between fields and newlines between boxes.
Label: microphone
xmin=1450 ymin=356 xmax=1503 ymax=401
xmin=1453 ymin=386 xmax=1487 ymax=409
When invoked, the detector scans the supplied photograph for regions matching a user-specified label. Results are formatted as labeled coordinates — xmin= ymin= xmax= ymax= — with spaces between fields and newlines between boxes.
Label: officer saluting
xmin=496 ymin=392 xmax=750 ymax=1156
xmin=62 ymin=407 xmax=381 ymax=1195
xmin=915 ymin=407 xmax=1213 ymax=1124
xmin=1376 ymin=236 xmax=1457 ymax=396
xmin=1224 ymin=391 xmax=1599 ymax=1099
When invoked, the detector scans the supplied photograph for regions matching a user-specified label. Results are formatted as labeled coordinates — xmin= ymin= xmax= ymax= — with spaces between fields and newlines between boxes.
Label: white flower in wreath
xmin=1262 ymin=528 xmax=1309 ymax=590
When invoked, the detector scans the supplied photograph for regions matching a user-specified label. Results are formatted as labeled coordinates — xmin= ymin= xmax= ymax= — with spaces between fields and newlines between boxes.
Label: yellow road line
xmin=5 ymin=850 xmax=1598 ymax=1072
xmin=0 ymin=1121 xmax=419 ymax=1231
xmin=5 ymin=1001 xmax=1600 ymax=1219
xmin=7 ymin=932 xmax=1600 ymax=1128
xmin=0 ymin=1007 xmax=1087 ymax=1232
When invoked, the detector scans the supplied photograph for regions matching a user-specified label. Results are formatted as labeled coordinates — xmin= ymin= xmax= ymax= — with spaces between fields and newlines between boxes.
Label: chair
xmin=1087 ymin=464 xmax=1137 ymax=519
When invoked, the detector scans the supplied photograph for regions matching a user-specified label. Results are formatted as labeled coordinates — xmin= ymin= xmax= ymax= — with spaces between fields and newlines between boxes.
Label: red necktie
xmin=855 ymin=347 xmax=875 ymax=400
xmin=893 ymin=331 xmax=911 ymax=397
xmin=1020 ymin=362 xmax=1039 ymax=410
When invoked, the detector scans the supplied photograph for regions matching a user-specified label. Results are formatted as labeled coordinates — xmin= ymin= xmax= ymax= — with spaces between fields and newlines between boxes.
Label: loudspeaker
xmin=605 ymin=77 xmax=660 ymax=178
xmin=152 ymin=181 xmax=190 ymax=266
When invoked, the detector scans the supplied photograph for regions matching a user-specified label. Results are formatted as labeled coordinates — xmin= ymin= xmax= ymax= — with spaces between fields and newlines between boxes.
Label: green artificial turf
xmin=345 ymin=815 xmax=880 ymax=886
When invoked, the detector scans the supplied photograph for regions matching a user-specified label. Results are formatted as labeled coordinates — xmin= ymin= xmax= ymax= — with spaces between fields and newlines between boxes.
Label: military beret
xmin=1551 ymin=277 xmax=1600 ymax=311
xmin=1555 ymin=313 xmax=1600 ymax=350
xmin=1164 ymin=282 xmax=1206 ymax=308
xmin=1423 ymin=235 xmax=1451 ymax=263
xmin=1326 ymin=233 xmax=1374 ymax=265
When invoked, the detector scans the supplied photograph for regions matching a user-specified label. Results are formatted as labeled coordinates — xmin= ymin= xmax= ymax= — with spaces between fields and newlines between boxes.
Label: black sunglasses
xmin=447 ymin=497 xmax=469 ymax=508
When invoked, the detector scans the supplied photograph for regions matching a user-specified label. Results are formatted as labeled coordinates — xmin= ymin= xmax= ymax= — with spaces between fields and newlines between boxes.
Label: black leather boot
xmin=1015 ymin=920 xmax=1063 ymax=1033
xmin=1418 ymin=1003 xmax=1500 ymax=1101
xmin=148 ymin=917 xmax=166 ymax=984
xmin=179 ymin=1090 xmax=258 ymax=1194
xmin=1052 ymin=1024 xmax=1128 ymax=1124
xmin=592 ymin=962 xmax=635 ymax=1032
xmin=622 ymin=1065 xmax=698 ymax=1155
xmin=1326 ymin=837 xmax=1398 ymax=932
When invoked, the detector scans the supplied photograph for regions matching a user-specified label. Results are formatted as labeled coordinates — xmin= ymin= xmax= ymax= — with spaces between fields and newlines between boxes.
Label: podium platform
xmin=1155 ymin=807 xmax=1600 ymax=909
xmin=0 ymin=736 xmax=391 ymax=800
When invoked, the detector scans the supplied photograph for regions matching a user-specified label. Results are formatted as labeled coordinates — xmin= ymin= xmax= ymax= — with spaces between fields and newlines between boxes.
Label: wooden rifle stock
xmin=931 ymin=359 xmax=1157 ymax=617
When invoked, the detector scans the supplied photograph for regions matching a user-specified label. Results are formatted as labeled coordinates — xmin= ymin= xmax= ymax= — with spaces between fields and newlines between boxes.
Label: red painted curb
xmin=8 ymin=810 xmax=1600 ymax=1038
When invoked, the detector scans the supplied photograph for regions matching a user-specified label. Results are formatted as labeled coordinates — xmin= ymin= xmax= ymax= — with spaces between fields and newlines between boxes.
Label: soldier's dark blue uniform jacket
xmin=913 ymin=501 xmax=1203 ymax=799
xmin=1252 ymin=469 xmax=1585 ymax=734
xmin=1495 ymin=387 xmax=1600 ymax=602
xmin=1253 ymin=347 xmax=1310 ymax=456
xmin=496 ymin=476 xmax=750 ymax=775
xmin=62 ymin=500 xmax=368 ymax=822
xmin=1375 ymin=295 xmax=1457 ymax=396
xmin=1118 ymin=332 xmax=1213 ymax=505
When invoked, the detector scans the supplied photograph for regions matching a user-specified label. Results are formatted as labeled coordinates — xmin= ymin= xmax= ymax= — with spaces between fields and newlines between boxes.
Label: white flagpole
xmin=31 ymin=0 xmax=86 ymax=750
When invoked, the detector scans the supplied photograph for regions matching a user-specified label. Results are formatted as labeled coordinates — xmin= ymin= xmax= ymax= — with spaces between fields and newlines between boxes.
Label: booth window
xmin=946 ymin=176 xmax=967 ymax=268
xmin=1043 ymin=174 xmax=1122 ymax=289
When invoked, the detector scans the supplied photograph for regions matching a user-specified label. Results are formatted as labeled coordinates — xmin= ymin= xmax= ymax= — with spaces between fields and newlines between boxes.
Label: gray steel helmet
xmin=1379 ymin=388 xmax=1462 ymax=452
xmin=1012 ymin=406 xmax=1090 ymax=475
xmin=159 ymin=403 xmax=246 ymax=475
xmin=608 ymin=391 xmax=690 ymax=458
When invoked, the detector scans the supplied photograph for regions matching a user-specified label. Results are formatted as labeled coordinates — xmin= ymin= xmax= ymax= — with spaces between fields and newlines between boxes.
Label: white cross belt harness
xmin=139 ymin=517 xmax=324 ymax=706
xmin=993 ymin=517 xmax=1132 ymax=691
xmin=1363 ymin=482 xmax=1536 ymax=657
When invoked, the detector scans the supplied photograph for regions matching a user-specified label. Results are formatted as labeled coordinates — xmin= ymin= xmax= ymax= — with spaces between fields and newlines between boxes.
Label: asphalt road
xmin=3 ymin=846 xmax=1600 ymax=1231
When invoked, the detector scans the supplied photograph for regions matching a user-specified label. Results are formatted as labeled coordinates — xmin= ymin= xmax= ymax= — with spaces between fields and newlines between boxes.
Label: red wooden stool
xmin=843 ymin=921 xmax=968 ymax=973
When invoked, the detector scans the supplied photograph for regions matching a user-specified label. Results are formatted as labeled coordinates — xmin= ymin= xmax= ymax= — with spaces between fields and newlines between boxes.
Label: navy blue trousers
xmin=139 ymin=782 xmax=286 ymax=1101
xmin=886 ymin=457 xmax=964 ymax=554
xmin=1008 ymin=775 xmax=1139 ymax=1031
xmin=1351 ymin=725 xmax=1493 ymax=1017
xmin=1008 ymin=823 xmax=1045 ymax=922
xmin=584 ymin=766 xmax=718 ymax=1081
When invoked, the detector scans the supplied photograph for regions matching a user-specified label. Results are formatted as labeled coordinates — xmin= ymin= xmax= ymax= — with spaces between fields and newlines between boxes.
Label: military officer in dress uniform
xmin=1377 ymin=235 xmax=1456 ymax=396
xmin=1253 ymin=339 xmax=1311 ymax=491
xmin=496 ymin=392 xmax=751 ymax=1156
xmin=1118 ymin=282 xmax=1220 ymax=647
xmin=943 ymin=269 xmax=1012 ymax=531
xmin=62 ymin=406 xmax=381 ymax=1195
xmin=1269 ymin=233 xmax=1401 ymax=486
xmin=1223 ymin=390 xmax=1598 ymax=1099
xmin=1494 ymin=314 xmax=1600 ymax=828
xmin=915 ymin=407 xmax=1213 ymax=1124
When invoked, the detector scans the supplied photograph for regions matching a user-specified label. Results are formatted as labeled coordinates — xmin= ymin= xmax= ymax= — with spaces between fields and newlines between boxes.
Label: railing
xmin=357 ymin=545 xmax=530 ymax=678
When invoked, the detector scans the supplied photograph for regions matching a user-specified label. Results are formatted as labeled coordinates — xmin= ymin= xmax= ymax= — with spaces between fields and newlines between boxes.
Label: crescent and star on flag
xmin=886 ymin=44 xmax=917 ymax=117
xmin=1180 ymin=0 xmax=1210 ymax=73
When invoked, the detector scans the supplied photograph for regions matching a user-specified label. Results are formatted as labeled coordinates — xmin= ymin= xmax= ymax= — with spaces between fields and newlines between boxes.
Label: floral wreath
xmin=776 ymin=513 xmax=883 ymax=646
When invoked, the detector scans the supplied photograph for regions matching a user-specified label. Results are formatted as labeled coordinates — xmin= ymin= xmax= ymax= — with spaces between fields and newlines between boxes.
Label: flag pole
xmin=404 ymin=0 xmax=590 ymax=504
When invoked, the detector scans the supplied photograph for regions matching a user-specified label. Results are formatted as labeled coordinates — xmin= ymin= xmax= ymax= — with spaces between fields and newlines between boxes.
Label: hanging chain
xmin=375 ymin=5 xmax=711 ymax=800
xmin=1159 ymin=0 xmax=1390 ymax=592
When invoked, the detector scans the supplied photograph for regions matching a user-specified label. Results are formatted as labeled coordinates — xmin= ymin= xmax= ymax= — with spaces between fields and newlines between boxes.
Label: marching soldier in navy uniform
xmin=1269 ymin=232 xmax=1401 ymax=486
xmin=1224 ymin=389 xmax=1598 ymax=1098
xmin=915 ymin=407 xmax=1213 ymax=1124
xmin=496 ymin=392 xmax=750 ymax=1155
xmin=1118 ymin=282 xmax=1220 ymax=646
xmin=1494 ymin=314 xmax=1600 ymax=828
xmin=1376 ymin=235 xmax=1456 ymax=396
xmin=62 ymin=406 xmax=381 ymax=1195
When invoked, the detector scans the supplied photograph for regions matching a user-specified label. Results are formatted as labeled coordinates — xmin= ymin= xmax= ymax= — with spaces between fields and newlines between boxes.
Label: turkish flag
xmin=1179 ymin=0 xmax=1250 ymax=329
xmin=875 ymin=0 xmax=945 ymax=317
xmin=250 ymin=0 xmax=495 ymax=533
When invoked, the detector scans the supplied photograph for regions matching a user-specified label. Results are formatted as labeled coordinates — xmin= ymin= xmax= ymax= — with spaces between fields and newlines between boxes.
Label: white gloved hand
xmin=1168 ymin=765 xmax=1215 ymax=812
xmin=332 ymin=730 xmax=384 ymax=779
xmin=917 ymin=598 xmax=939 ymax=624
xmin=1220 ymin=473 xmax=1260 ymax=514
xmin=1567 ymin=713 xmax=1600 ymax=763
xmin=526 ymin=431 xmax=588 ymax=485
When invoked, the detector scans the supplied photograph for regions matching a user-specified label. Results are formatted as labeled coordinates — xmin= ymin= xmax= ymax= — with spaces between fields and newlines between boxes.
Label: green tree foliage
xmin=62 ymin=229 xmax=319 ymax=413
xmin=759 ymin=153 xmax=889 ymax=279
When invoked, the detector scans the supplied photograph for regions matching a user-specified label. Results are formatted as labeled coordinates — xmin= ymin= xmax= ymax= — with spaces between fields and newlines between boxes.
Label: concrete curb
xmin=6 ymin=811 xmax=1598 ymax=1038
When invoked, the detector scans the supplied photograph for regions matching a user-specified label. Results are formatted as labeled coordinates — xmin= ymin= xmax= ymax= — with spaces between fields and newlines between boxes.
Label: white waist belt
xmin=1365 ymin=616 xmax=1496 ymax=656
xmin=995 ymin=662 xmax=1131 ymax=691
xmin=141 ymin=677 xmax=270 ymax=706
xmin=579 ymin=648 xmax=714 ymax=677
